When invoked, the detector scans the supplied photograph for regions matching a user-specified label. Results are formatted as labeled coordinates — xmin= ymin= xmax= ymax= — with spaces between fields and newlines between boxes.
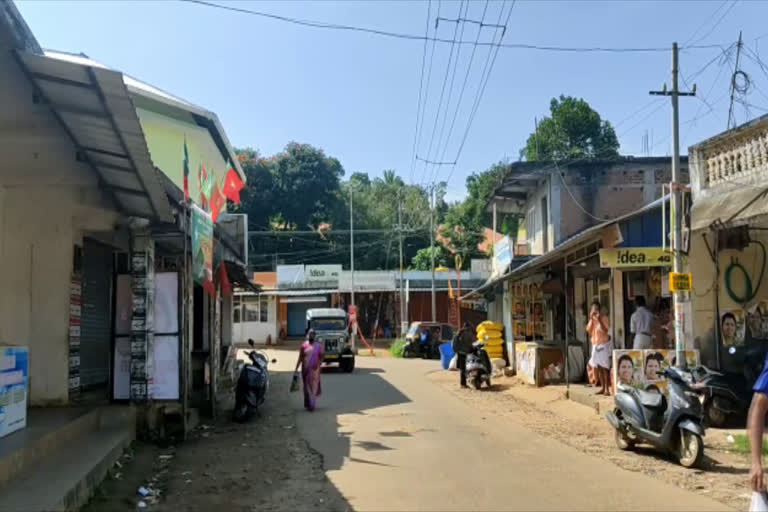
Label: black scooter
xmin=233 ymin=339 xmax=276 ymax=422
xmin=466 ymin=342 xmax=492 ymax=390
xmin=692 ymin=344 xmax=766 ymax=427
xmin=605 ymin=367 xmax=705 ymax=468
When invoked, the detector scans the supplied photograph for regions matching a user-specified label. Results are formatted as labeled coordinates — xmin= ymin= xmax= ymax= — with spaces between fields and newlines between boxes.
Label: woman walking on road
xmin=295 ymin=329 xmax=324 ymax=411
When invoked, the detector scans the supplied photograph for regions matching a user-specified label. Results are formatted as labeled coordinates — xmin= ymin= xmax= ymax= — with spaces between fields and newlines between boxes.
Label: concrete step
xmin=0 ymin=408 xmax=99 ymax=489
xmin=0 ymin=425 xmax=133 ymax=512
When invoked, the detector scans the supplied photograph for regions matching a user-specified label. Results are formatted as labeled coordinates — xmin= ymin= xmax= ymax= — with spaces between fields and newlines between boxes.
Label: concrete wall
xmin=689 ymin=229 xmax=768 ymax=367
xmin=0 ymin=45 xmax=122 ymax=405
xmin=555 ymin=160 xmax=688 ymax=246
xmin=232 ymin=296 xmax=278 ymax=344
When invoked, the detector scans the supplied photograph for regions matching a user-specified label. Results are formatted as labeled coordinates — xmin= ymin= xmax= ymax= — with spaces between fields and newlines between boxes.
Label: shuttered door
xmin=80 ymin=239 xmax=114 ymax=391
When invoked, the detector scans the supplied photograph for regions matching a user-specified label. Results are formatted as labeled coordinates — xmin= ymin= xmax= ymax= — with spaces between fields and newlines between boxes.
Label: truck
xmin=306 ymin=308 xmax=355 ymax=373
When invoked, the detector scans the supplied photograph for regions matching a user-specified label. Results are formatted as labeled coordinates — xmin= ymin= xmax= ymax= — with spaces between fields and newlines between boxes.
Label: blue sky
xmin=16 ymin=0 xmax=768 ymax=200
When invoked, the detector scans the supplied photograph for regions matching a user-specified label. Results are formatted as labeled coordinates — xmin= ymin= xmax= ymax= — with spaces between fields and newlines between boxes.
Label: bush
xmin=389 ymin=339 xmax=407 ymax=358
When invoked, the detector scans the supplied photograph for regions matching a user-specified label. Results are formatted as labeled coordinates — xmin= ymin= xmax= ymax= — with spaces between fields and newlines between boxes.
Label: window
xmin=526 ymin=207 xmax=536 ymax=247
xmin=233 ymin=298 xmax=241 ymax=324
xmin=240 ymin=296 xmax=269 ymax=323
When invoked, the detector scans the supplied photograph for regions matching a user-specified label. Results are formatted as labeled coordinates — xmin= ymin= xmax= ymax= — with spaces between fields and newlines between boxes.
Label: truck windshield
xmin=311 ymin=318 xmax=346 ymax=331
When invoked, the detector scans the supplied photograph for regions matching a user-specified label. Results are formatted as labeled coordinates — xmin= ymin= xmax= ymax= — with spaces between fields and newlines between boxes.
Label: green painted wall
xmin=137 ymin=107 xmax=229 ymax=210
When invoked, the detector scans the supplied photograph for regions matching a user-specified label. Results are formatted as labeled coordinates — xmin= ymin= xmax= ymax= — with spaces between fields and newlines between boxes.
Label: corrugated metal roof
xmin=42 ymin=49 xmax=245 ymax=182
xmin=14 ymin=50 xmax=173 ymax=222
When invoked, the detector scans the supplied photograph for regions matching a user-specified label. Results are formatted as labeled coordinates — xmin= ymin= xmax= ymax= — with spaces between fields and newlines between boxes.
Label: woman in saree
xmin=295 ymin=329 xmax=324 ymax=411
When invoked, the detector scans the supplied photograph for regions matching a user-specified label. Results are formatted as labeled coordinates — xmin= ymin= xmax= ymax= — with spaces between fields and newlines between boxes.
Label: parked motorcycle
xmin=466 ymin=341 xmax=492 ymax=390
xmin=233 ymin=339 xmax=276 ymax=422
xmin=692 ymin=344 xmax=766 ymax=427
xmin=605 ymin=366 xmax=706 ymax=468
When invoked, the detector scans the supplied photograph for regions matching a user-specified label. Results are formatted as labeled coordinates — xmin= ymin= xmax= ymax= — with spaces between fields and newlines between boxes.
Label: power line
xmin=411 ymin=0 xmax=441 ymax=184
xmin=689 ymin=0 xmax=739 ymax=47
xmin=426 ymin=0 xmax=473 ymax=185
xmin=445 ymin=0 xmax=515 ymax=184
xmin=409 ymin=0 xmax=433 ymax=184
xmin=433 ymin=0 xmax=491 ymax=180
xmin=418 ymin=0 xmax=466 ymax=186
xmin=181 ymin=0 xmax=726 ymax=54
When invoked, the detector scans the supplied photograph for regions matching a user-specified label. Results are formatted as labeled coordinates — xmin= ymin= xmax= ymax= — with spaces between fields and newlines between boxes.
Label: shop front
xmin=687 ymin=114 xmax=768 ymax=374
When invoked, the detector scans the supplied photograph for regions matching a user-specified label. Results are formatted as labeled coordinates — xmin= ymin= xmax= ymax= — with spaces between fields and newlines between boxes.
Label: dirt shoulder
xmin=82 ymin=371 xmax=351 ymax=512
xmin=429 ymin=370 xmax=751 ymax=511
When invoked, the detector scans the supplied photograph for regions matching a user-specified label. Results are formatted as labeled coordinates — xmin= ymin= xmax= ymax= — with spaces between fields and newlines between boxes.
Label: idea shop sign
xmin=599 ymin=247 xmax=672 ymax=268
xmin=305 ymin=265 xmax=342 ymax=287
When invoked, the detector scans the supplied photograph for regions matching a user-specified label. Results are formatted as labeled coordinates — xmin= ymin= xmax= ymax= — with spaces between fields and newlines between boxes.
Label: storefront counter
xmin=515 ymin=342 xmax=565 ymax=387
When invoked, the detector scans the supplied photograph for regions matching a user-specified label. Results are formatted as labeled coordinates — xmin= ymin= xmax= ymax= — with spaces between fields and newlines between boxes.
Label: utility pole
xmin=398 ymin=189 xmax=406 ymax=335
xmin=350 ymin=185 xmax=355 ymax=307
xmin=650 ymin=42 xmax=695 ymax=369
xmin=727 ymin=31 xmax=744 ymax=130
xmin=430 ymin=185 xmax=437 ymax=322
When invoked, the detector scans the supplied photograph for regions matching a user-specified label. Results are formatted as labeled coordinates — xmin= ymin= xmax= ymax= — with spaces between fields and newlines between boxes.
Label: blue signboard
xmin=0 ymin=346 xmax=28 ymax=439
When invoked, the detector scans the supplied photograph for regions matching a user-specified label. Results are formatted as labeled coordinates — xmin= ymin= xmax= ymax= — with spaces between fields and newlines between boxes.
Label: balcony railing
xmin=702 ymin=128 xmax=768 ymax=189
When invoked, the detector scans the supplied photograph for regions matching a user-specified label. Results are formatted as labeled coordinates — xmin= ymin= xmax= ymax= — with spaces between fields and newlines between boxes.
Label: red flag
xmin=222 ymin=168 xmax=244 ymax=204
xmin=202 ymin=279 xmax=215 ymax=298
xmin=209 ymin=181 xmax=226 ymax=223
xmin=218 ymin=262 xmax=232 ymax=296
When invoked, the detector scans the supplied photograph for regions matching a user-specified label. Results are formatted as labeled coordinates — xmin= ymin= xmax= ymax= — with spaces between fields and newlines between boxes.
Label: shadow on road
xmin=272 ymin=361 xmax=412 ymax=473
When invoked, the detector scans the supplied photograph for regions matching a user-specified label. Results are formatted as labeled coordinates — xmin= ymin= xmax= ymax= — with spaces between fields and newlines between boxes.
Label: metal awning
xmin=690 ymin=187 xmax=768 ymax=231
xmin=13 ymin=50 xmax=172 ymax=222
xmin=261 ymin=289 xmax=337 ymax=297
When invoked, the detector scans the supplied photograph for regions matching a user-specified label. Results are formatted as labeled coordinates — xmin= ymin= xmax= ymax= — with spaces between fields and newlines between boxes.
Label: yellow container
xmin=477 ymin=327 xmax=502 ymax=338
xmin=477 ymin=321 xmax=503 ymax=332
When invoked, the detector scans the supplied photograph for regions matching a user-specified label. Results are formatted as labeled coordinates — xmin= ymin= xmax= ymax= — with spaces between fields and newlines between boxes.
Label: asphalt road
xmin=267 ymin=348 xmax=730 ymax=512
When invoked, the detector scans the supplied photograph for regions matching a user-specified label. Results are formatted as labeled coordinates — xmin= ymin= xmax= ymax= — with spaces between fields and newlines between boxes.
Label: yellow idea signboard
xmin=599 ymin=247 xmax=673 ymax=268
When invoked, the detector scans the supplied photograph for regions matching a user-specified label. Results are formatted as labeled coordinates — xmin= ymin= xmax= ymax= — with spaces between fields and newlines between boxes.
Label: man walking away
xmin=453 ymin=322 xmax=475 ymax=388
xmin=748 ymin=349 xmax=768 ymax=492
xmin=630 ymin=296 xmax=654 ymax=350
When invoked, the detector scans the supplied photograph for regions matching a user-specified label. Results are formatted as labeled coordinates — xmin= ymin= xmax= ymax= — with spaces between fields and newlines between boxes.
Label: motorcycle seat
xmin=636 ymin=389 xmax=665 ymax=408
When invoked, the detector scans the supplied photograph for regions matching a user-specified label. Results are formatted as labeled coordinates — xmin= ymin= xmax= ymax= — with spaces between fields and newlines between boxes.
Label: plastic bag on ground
xmin=448 ymin=354 xmax=458 ymax=371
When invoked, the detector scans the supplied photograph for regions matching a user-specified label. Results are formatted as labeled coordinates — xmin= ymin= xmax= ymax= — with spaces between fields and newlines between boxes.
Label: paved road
xmin=267 ymin=348 xmax=730 ymax=512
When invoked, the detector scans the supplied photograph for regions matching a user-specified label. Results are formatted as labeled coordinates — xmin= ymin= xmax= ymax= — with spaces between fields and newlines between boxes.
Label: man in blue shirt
xmin=419 ymin=327 xmax=431 ymax=359
xmin=749 ymin=352 xmax=768 ymax=491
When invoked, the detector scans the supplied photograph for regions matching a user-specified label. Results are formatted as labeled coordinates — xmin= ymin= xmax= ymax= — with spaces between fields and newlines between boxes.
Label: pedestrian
xmin=452 ymin=322 xmax=474 ymax=388
xmin=748 ymin=349 xmax=768 ymax=492
xmin=420 ymin=326 xmax=431 ymax=359
xmin=586 ymin=300 xmax=612 ymax=396
xmin=630 ymin=295 xmax=654 ymax=349
xmin=294 ymin=329 xmax=324 ymax=411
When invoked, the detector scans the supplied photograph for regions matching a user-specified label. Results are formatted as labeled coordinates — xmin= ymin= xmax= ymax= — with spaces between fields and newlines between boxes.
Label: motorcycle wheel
xmin=678 ymin=431 xmax=704 ymax=468
xmin=614 ymin=429 xmax=635 ymax=451
xmin=705 ymin=402 xmax=727 ymax=428
xmin=473 ymin=375 xmax=482 ymax=390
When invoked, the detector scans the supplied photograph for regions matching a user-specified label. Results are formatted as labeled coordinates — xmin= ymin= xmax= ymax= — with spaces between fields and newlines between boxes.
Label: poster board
xmin=613 ymin=349 xmax=699 ymax=394
xmin=515 ymin=342 xmax=537 ymax=385
xmin=0 ymin=346 xmax=28 ymax=439
xmin=536 ymin=346 xmax=564 ymax=386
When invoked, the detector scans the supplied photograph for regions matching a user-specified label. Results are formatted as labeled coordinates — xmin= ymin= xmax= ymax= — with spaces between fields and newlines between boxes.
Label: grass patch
xmin=389 ymin=339 xmax=407 ymax=358
xmin=729 ymin=434 xmax=768 ymax=456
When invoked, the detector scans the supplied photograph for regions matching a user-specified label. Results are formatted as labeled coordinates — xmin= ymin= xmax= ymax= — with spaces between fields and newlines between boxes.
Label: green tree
xmin=524 ymin=95 xmax=619 ymax=162
xmin=409 ymin=245 xmax=450 ymax=270
xmin=439 ymin=163 xmax=519 ymax=267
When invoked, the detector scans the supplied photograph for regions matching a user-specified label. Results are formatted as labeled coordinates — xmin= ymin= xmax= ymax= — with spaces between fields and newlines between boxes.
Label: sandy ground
xmin=83 ymin=350 xmax=737 ymax=511
xmin=82 ymin=368 xmax=350 ymax=512
xmin=429 ymin=370 xmax=751 ymax=511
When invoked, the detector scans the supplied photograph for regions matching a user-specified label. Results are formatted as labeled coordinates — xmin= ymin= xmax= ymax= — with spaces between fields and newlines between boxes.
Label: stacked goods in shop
xmin=477 ymin=321 xmax=504 ymax=359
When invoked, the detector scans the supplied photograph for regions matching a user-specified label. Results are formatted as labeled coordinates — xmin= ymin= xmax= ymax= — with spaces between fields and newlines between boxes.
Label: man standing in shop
xmin=630 ymin=296 xmax=654 ymax=350
xmin=452 ymin=322 xmax=475 ymax=388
